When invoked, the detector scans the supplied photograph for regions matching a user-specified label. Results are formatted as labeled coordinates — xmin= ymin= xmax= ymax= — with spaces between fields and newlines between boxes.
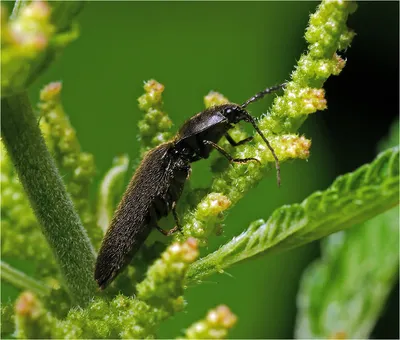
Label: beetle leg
xmin=225 ymin=133 xmax=253 ymax=146
xmin=203 ymin=140 xmax=261 ymax=164
xmin=155 ymin=224 xmax=180 ymax=236
xmin=172 ymin=202 xmax=184 ymax=234
xmin=154 ymin=202 xmax=183 ymax=236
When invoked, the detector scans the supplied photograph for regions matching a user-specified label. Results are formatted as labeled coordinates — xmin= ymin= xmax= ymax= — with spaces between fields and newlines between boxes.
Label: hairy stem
xmin=1 ymin=92 xmax=97 ymax=306
xmin=1 ymin=261 xmax=51 ymax=296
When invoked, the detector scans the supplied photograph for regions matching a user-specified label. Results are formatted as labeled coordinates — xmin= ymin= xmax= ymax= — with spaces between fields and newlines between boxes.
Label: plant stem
xmin=10 ymin=0 xmax=27 ymax=19
xmin=96 ymin=155 xmax=129 ymax=233
xmin=1 ymin=92 xmax=97 ymax=306
xmin=1 ymin=261 xmax=51 ymax=296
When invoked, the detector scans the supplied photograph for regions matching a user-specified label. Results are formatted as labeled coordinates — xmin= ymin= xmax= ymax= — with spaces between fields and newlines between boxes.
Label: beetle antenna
xmin=241 ymin=83 xmax=286 ymax=108
xmin=245 ymin=113 xmax=281 ymax=187
xmin=240 ymin=82 xmax=286 ymax=186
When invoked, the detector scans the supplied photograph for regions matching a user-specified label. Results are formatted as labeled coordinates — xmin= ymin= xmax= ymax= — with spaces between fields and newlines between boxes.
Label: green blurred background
xmin=3 ymin=1 xmax=399 ymax=338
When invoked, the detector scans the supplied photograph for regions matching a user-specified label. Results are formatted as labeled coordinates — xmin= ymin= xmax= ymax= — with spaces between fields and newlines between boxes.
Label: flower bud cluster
xmin=181 ymin=305 xmax=237 ymax=339
xmin=137 ymin=79 xmax=173 ymax=155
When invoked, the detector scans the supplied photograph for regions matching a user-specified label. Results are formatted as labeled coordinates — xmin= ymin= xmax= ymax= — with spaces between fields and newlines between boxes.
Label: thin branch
xmin=1 ymin=261 xmax=51 ymax=296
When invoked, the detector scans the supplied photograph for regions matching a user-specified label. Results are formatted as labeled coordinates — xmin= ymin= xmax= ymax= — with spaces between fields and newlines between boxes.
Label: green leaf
xmin=295 ymin=208 xmax=399 ymax=339
xmin=186 ymin=147 xmax=399 ymax=283
xmin=294 ymin=119 xmax=400 ymax=339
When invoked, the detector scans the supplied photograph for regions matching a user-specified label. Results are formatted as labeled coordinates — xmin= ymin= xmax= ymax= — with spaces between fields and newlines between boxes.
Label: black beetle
xmin=94 ymin=83 xmax=285 ymax=289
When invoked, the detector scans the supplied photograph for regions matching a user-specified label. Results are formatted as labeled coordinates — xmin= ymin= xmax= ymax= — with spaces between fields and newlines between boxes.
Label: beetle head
xmin=222 ymin=104 xmax=250 ymax=124
xmin=222 ymin=103 xmax=282 ymax=187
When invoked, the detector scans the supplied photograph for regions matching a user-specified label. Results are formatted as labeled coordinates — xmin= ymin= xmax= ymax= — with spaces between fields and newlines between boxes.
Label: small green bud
xmin=338 ymin=29 xmax=356 ymax=51
xmin=179 ymin=194 xmax=231 ymax=245
xmin=15 ymin=291 xmax=54 ymax=339
xmin=1 ymin=303 xmax=15 ymax=336
xmin=9 ymin=1 xmax=53 ymax=51
xmin=97 ymin=154 xmax=130 ymax=235
xmin=137 ymin=80 xmax=173 ymax=155
xmin=40 ymin=81 xmax=62 ymax=103
xmin=137 ymin=238 xmax=199 ymax=309
xmin=204 ymin=91 xmax=229 ymax=108
xmin=181 ymin=305 xmax=237 ymax=339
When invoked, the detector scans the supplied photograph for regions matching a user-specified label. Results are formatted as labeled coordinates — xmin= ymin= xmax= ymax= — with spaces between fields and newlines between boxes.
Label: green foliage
xmin=186 ymin=147 xmax=399 ymax=282
xmin=294 ymin=120 xmax=400 ymax=339
xmin=136 ymin=238 xmax=199 ymax=313
xmin=1 ymin=141 xmax=58 ymax=279
xmin=38 ymin=82 xmax=100 ymax=244
xmin=176 ymin=0 xmax=356 ymax=245
xmin=10 ymin=239 xmax=200 ymax=339
xmin=1 ymin=303 xmax=15 ymax=337
xmin=137 ymin=79 xmax=173 ymax=156
xmin=2 ymin=0 xmax=397 ymax=339
xmin=179 ymin=305 xmax=237 ymax=339
xmin=2 ymin=92 xmax=97 ymax=306
xmin=14 ymin=292 xmax=54 ymax=339
xmin=0 ymin=261 xmax=51 ymax=297
xmin=1 ymin=1 xmax=83 ymax=97
xmin=1 ymin=0 xmax=96 ymax=307
xmin=263 ymin=0 xmax=356 ymax=133
xmin=295 ymin=208 xmax=399 ymax=339
xmin=51 ymin=296 xmax=168 ymax=339
xmin=96 ymin=154 xmax=130 ymax=235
